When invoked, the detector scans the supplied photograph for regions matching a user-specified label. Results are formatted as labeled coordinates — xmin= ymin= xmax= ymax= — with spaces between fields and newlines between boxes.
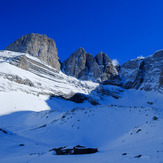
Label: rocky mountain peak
xmin=95 ymin=52 xmax=112 ymax=65
xmin=5 ymin=33 xmax=163 ymax=92
xmin=62 ymin=49 xmax=118 ymax=82
xmin=6 ymin=33 xmax=60 ymax=70
xmin=72 ymin=47 xmax=86 ymax=56
xmin=153 ymin=49 xmax=163 ymax=58
xmin=62 ymin=48 xmax=87 ymax=78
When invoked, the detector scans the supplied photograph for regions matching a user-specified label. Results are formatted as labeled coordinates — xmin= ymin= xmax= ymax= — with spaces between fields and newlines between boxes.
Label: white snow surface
xmin=0 ymin=50 xmax=163 ymax=163
xmin=0 ymin=50 xmax=98 ymax=114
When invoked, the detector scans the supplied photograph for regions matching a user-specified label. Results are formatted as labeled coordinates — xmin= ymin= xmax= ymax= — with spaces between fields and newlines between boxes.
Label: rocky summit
xmin=4 ymin=33 xmax=163 ymax=92
xmin=62 ymin=48 xmax=118 ymax=82
xmin=6 ymin=33 xmax=60 ymax=70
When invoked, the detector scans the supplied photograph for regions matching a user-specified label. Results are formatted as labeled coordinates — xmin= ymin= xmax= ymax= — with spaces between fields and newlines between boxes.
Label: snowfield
xmin=0 ymin=50 xmax=163 ymax=163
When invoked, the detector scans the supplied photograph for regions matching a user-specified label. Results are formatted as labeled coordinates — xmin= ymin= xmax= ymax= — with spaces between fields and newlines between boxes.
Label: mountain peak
xmin=71 ymin=47 xmax=86 ymax=57
xmin=62 ymin=48 xmax=118 ymax=82
xmin=6 ymin=33 xmax=60 ymax=70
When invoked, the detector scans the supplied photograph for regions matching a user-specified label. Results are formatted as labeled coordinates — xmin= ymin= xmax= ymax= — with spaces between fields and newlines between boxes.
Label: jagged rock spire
xmin=62 ymin=48 xmax=118 ymax=82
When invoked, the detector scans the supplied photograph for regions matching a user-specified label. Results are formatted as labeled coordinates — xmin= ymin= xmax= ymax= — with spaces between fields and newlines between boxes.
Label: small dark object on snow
xmin=134 ymin=154 xmax=142 ymax=158
xmin=52 ymin=93 xmax=99 ymax=105
xmin=153 ymin=116 xmax=158 ymax=121
xmin=30 ymin=153 xmax=38 ymax=156
xmin=62 ymin=115 xmax=66 ymax=118
xmin=49 ymin=145 xmax=98 ymax=155
xmin=136 ymin=129 xmax=142 ymax=133
xmin=122 ymin=153 xmax=127 ymax=155
xmin=147 ymin=101 xmax=153 ymax=105
xmin=0 ymin=128 xmax=7 ymax=134
xmin=19 ymin=144 xmax=25 ymax=146
xmin=38 ymin=124 xmax=46 ymax=128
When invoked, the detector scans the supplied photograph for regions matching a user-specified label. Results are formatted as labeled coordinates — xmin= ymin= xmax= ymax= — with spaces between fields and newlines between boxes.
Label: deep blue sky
xmin=1 ymin=0 xmax=163 ymax=64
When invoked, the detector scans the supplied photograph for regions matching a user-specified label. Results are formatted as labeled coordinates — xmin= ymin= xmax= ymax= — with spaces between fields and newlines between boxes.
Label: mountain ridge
xmin=0 ymin=33 xmax=163 ymax=163
xmin=5 ymin=33 xmax=163 ymax=93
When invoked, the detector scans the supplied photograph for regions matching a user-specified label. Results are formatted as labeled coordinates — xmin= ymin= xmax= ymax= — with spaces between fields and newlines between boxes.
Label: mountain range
xmin=0 ymin=33 xmax=163 ymax=163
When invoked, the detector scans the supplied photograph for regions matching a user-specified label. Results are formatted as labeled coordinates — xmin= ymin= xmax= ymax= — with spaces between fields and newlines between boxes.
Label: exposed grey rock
xmin=160 ymin=68 xmax=163 ymax=88
xmin=9 ymin=55 xmax=61 ymax=80
xmin=107 ymin=50 xmax=163 ymax=92
xmin=115 ymin=64 xmax=121 ymax=72
xmin=139 ymin=51 xmax=163 ymax=92
xmin=3 ymin=73 xmax=34 ymax=87
xmin=6 ymin=33 xmax=60 ymax=70
xmin=49 ymin=145 xmax=98 ymax=155
xmin=4 ymin=33 xmax=163 ymax=93
xmin=62 ymin=48 xmax=118 ymax=82
xmin=62 ymin=48 xmax=87 ymax=78
xmin=120 ymin=60 xmax=145 ymax=89
xmin=102 ymin=75 xmax=123 ymax=87
xmin=94 ymin=85 xmax=123 ymax=99
xmin=95 ymin=52 xmax=118 ymax=81
xmin=0 ymin=50 xmax=98 ymax=98
xmin=118 ymin=58 xmax=144 ymax=89
xmin=79 ymin=53 xmax=100 ymax=81
xmin=51 ymin=93 xmax=100 ymax=105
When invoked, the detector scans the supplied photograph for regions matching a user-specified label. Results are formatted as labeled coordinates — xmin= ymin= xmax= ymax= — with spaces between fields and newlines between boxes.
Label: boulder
xmin=49 ymin=145 xmax=98 ymax=155
xmin=51 ymin=93 xmax=100 ymax=105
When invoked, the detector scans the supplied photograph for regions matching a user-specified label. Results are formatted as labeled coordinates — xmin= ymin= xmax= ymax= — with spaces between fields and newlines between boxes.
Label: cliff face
xmin=120 ymin=50 xmax=163 ymax=92
xmin=6 ymin=33 xmax=60 ymax=70
xmin=5 ymin=33 xmax=163 ymax=92
xmin=62 ymin=48 xmax=118 ymax=82
xmin=62 ymin=48 xmax=87 ymax=78
xmin=103 ymin=50 xmax=163 ymax=92
xmin=95 ymin=52 xmax=118 ymax=82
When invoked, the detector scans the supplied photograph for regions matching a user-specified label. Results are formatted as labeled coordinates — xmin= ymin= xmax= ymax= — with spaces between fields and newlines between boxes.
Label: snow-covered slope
xmin=0 ymin=90 xmax=162 ymax=163
xmin=0 ymin=50 xmax=98 ymax=115
xmin=0 ymin=50 xmax=163 ymax=163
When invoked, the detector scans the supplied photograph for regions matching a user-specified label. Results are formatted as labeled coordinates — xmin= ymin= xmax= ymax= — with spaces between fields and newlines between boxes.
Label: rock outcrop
xmin=103 ymin=50 xmax=163 ymax=92
xmin=5 ymin=33 xmax=163 ymax=92
xmin=118 ymin=58 xmax=145 ymax=89
xmin=62 ymin=48 xmax=87 ymax=78
xmin=52 ymin=93 xmax=100 ymax=105
xmin=95 ymin=52 xmax=118 ymax=81
xmin=62 ymin=48 xmax=118 ymax=82
xmin=6 ymin=33 xmax=60 ymax=70
xmin=49 ymin=145 xmax=98 ymax=155
xmin=119 ymin=50 xmax=163 ymax=92
xmin=0 ymin=50 xmax=98 ymax=97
